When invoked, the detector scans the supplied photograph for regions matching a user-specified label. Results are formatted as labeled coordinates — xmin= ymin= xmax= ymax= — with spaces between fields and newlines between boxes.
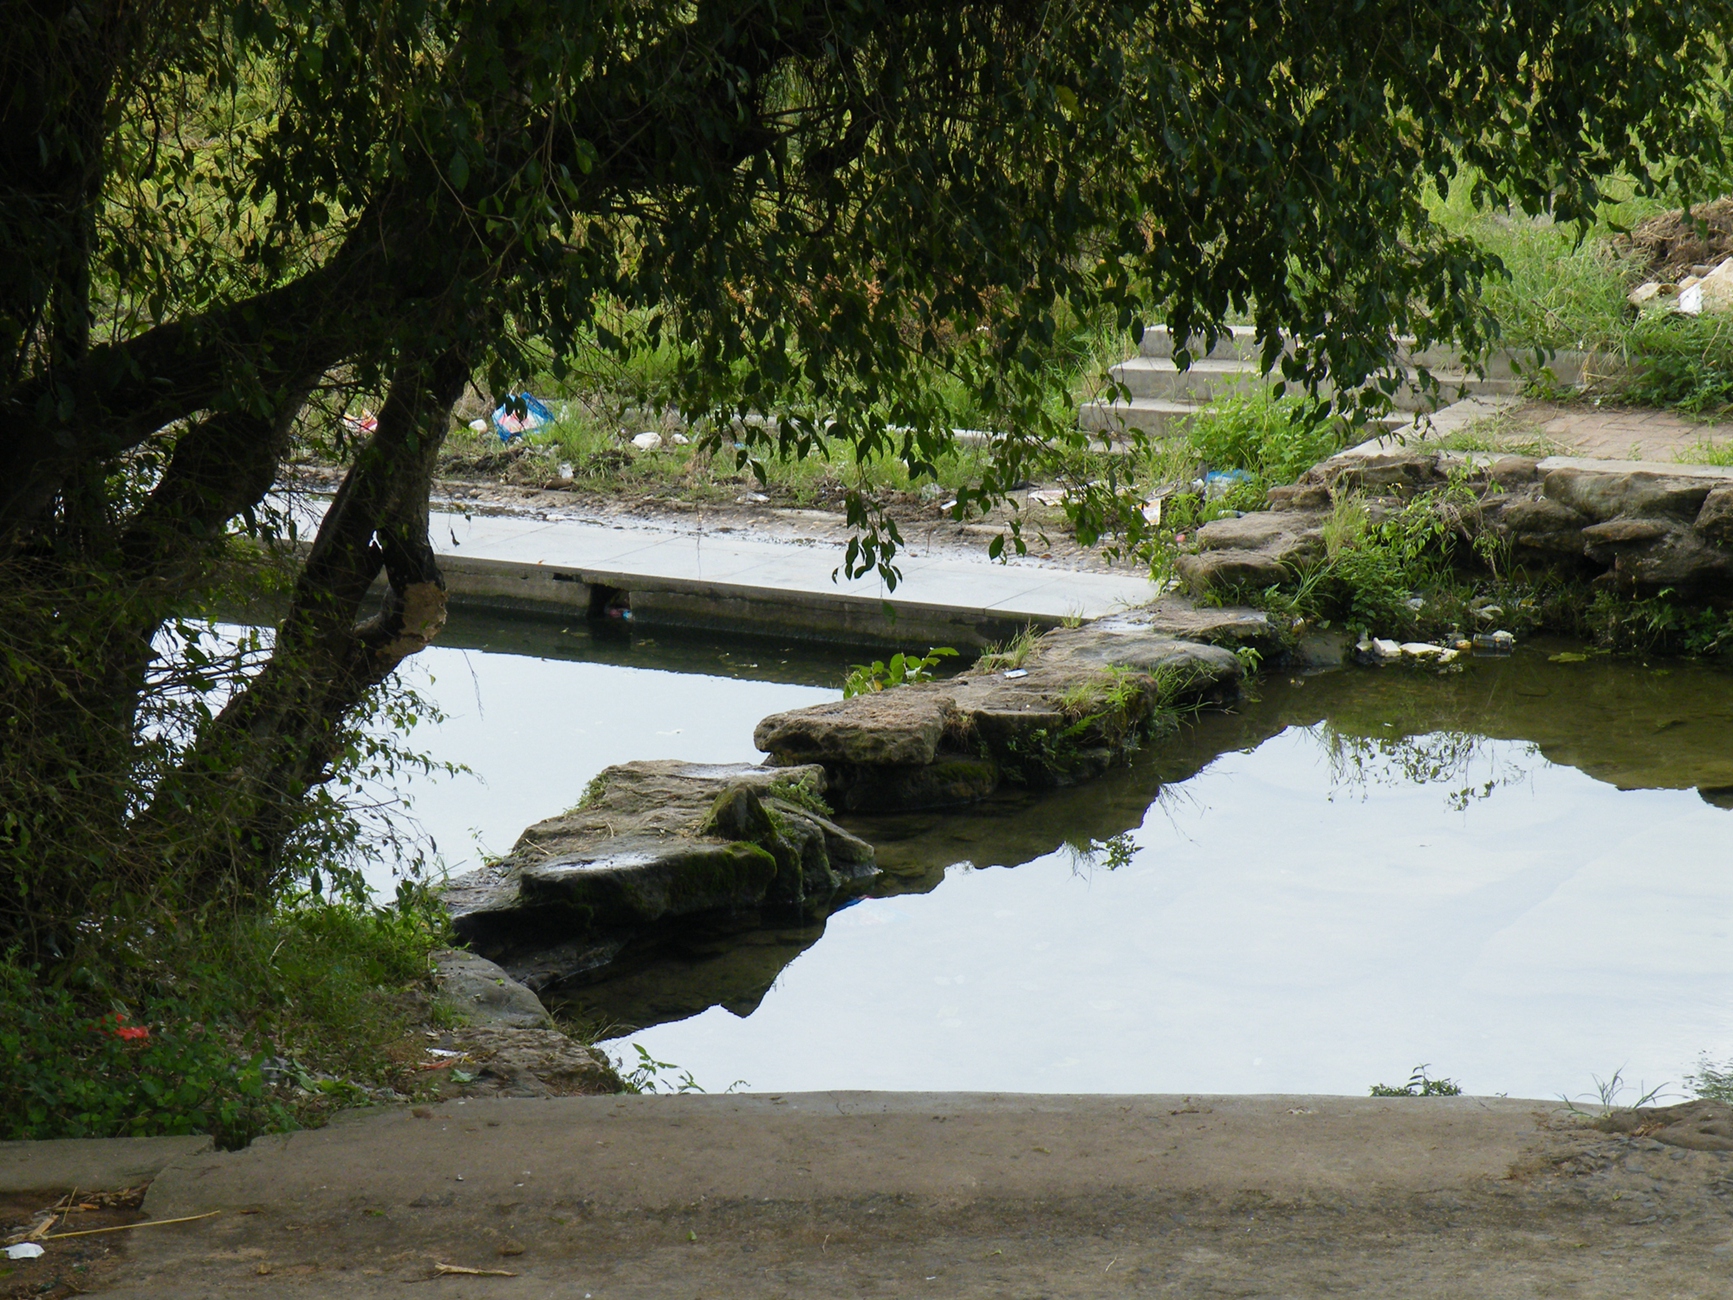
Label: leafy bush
xmin=1586 ymin=588 xmax=1733 ymax=656
xmin=0 ymin=962 xmax=288 ymax=1146
xmin=0 ymin=891 xmax=449 ymax=1145
xmin=1620 ymin=314 xmax=1733 ymax=415
xmin=1182 ymin=389 xmax=1344 ymax=487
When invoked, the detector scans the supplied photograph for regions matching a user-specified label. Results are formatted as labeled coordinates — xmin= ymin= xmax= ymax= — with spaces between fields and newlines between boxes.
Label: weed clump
xmin=1370 ymin=1065 xmax=1464 ymax=1097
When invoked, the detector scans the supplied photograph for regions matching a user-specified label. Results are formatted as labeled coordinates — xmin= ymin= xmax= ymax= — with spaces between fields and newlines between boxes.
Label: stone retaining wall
xmin=1177 ymin=448 xmax=1733 ymax=600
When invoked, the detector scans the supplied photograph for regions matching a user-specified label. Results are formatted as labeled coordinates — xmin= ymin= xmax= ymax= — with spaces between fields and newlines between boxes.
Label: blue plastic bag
xmin=491 ymin=393 xmax=553 ymax=442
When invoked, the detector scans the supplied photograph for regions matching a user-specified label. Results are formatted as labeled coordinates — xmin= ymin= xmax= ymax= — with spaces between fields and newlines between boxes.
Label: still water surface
xmin=395 ymin=614 xmax=1733 ymax=1100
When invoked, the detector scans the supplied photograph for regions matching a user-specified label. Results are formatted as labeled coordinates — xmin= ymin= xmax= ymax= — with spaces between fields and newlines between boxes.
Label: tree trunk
xmin=139 ymin=347 xmax=471 ymax=903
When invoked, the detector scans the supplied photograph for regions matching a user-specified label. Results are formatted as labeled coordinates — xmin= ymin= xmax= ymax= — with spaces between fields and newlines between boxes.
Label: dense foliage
xmin=2 ymin=0 xmax=1729 ymax=955
xmin=0 ymin=892 xmax=447 ymax=1145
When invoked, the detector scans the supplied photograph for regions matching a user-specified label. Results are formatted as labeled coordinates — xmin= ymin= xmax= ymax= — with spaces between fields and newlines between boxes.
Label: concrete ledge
xmin=1536 ymin=454 xmax=1733 ymax=480
xmin=302 ymin=500 xmax=1166 ymax=647
xmin=0 ymin=1134 xmax=212 ymax=1194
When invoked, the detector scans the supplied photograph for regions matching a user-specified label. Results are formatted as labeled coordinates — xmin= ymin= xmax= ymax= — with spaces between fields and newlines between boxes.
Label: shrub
xmin=1182 ymin=389 xmax=1344 ymax=487
xmin=0 ymin=890 xmax=449 ymax=1145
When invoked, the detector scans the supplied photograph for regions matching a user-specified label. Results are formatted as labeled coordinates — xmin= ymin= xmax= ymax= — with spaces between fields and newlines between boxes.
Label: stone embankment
xmin=1177 ymin=446 xmax=1733 ymax=599
xmin=440 ymin=608 xmax=1265 ymax=995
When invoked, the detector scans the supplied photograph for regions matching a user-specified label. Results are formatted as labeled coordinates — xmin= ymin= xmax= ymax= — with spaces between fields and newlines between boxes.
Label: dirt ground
xmin=7 ymin=1093 xmax=1730 ymax=1299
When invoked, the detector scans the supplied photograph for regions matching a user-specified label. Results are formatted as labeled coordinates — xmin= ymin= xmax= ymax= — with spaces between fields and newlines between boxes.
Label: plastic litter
xmin=91 ymin=1011 xmax=149 ymax=1042
xmin=341 ymin=410 xmax=378 ymax=437
xmin=1358 ymin=637 xmax=1402 ymax=663
xmin=670 ymin=432 xmax=691 ymax=446
xmin=631 ymin=431 xmax=662 ymax=450
xmin=1473 ymin=629 xmax=1516 ymax=655
xmin=468 ymin=419 xmax=488 ymax=433
xmin=1202 ymin=469 xmax=1254 ymax=500
xmin=6 ymin=1243 xmax=44 ymax=1260
xmin=1003 ymin=669 xmax=1029 ymax=680
xmin=491 ymin=393 xmax=553 ymax=441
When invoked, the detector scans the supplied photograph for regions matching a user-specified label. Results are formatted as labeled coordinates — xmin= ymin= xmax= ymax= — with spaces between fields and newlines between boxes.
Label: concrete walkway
xmin=10 ymin=1093 xmax=1730 ymax=1298
xmin=288 ymin=495 xmax=1161 ymax=648
xmin=1358 ymin=396 xmax=1733 ymax=463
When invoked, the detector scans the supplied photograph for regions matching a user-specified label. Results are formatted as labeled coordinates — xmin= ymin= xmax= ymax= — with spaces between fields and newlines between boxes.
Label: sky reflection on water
xmin=383 ymin=621 xmax=1733 ymax=1100
xmin=609 ymin=725 xmax=1732 ymax=1100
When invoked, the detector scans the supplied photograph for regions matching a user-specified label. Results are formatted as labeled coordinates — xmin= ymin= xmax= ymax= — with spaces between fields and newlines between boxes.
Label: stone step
xmin=1077 ymin=393 xmax=1418 ymax=438
xmin=1076 ymin=396 xmax=1199 ymax=437
xmin=1108 ymin=355 xmax=1527 ymax=408
xmin=1134 ymin=325 xmax=1608 ymax=385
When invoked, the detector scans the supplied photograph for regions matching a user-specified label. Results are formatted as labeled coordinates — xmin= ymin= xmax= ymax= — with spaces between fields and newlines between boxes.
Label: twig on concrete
xmin=44 ymin=1210 xmax=221 ymax=1239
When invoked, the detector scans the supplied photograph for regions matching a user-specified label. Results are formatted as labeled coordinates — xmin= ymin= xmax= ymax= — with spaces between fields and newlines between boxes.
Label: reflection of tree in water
xmin=1317 ymin=726 xmax=1540 ymax=811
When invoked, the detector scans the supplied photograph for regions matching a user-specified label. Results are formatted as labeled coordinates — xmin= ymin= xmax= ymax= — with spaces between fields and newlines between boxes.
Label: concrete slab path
xmin=1363 ymin=397 xmax=1733 ymax=464
xmin=28 ymin=1093 xmax=1732 ymax=1297
xmin=287 ymin=494 xmax=1162 ymax=647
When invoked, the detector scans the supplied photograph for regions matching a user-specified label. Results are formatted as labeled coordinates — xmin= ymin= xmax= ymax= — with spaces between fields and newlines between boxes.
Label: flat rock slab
xmin=1092 ymin=598 xmax=1280 ymax=650
xmin=441 ymin=760 xmax=875 ymax=991
xmin=757 ymin=624 xmax=1242 ymax=810
xmin=84 ymin=1094 xmax=1733 ymax=1297
xmin=753 ymin=687 xmax=953 ymax=767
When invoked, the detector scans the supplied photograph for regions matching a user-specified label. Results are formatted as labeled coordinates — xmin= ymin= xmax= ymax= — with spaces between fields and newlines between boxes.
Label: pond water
xmin=394 ymin=616 xmax=1733 ymax=1101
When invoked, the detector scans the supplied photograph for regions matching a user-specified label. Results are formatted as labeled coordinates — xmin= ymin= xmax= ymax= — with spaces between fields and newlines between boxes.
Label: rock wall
xmin=1176 ymin=447 xmax=1733 ymax=600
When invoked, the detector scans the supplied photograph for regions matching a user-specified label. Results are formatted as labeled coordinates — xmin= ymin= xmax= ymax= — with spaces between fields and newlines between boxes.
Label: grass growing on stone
xmin=976 ymin=624 xmax=1042 ymax=672
xmin=1679 ymin=436 xmax=1733 ymax=467
xmin=0 ymin=892 xmax=454 ymax=1146
xmin=1686 ymin=1057 xmax=1733 ymax=1104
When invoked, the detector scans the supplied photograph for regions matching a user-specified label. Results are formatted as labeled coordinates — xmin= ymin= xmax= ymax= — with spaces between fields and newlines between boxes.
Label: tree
xmin=2 ymin=0 xmax=1726 ymax=948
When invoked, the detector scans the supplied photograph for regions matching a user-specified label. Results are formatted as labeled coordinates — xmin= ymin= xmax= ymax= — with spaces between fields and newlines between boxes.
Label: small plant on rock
xmin=842 ymin=647 xmax=958 ymax=697
xmin=1370 ymin=1064 xmax=1463 ymax=1097
xmin=976 ymin=625 xmax=1041 ymax=672
xmin=1685 ymin=1056 xmax=1733 ymax=1105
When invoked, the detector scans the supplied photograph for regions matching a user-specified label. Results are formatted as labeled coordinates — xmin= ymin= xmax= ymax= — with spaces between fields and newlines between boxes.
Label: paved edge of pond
xmin=24 ymin=1093 xmax=1733 ymax=1297
xmin=284 ymin=493 xmax=1163 ymax=648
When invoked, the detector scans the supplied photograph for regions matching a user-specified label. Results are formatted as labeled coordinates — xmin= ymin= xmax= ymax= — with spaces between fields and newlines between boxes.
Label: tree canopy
xmin=3 ymin=0 xmax=1728 ymax=946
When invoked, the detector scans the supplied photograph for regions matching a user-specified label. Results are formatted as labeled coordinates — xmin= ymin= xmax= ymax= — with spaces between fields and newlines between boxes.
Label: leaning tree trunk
xmin=139 ymin=346 xmax=472 ymax=904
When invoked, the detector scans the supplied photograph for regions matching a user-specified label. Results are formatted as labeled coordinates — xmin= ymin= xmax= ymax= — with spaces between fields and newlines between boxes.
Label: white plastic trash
xmin=631 ymin=431 xmax=662 ymax=450
xmin=6 ymin=1243 xmax=45 ymax=1260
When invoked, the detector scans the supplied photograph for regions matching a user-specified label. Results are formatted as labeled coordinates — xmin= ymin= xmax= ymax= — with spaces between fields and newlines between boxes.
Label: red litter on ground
xmin=93 ymin=1012 xmax=150 ymax=1042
